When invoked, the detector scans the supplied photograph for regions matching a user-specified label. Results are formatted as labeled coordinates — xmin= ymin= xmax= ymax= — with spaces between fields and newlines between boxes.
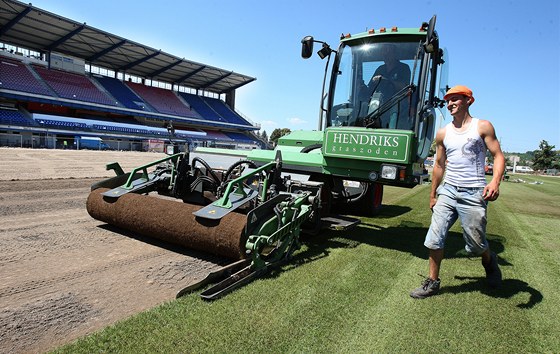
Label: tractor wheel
xmin=347 ymin=182 xmax=384 ymax=217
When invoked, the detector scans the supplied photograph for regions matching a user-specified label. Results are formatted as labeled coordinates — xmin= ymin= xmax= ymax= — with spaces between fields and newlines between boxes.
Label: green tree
xmin=428 ymin=139 xmax=436 ymax=157
xmin=269 ymin=128 xmax=291 ymax=145
xmin=519 ymin=150 xmax=535 ymax=165
xmin=260 ymin=130 xmax=268 ymax=142
xmin=533 ymin=140 xmax=559 ymax=170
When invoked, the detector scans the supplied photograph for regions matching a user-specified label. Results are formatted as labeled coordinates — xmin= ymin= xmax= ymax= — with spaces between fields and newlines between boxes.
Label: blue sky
xmin=34 ymin=0 xmax=559 ymax=153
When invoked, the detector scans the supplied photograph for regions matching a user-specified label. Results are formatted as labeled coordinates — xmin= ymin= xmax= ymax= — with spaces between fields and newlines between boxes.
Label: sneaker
xmin=410 ymin=276 xmax=441 ymax=299
xmin=483 ymin=252 xmax=502 ymax=288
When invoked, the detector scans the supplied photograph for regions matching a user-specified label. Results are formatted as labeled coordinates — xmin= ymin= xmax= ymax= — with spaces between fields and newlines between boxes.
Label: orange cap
xmin=444 ymin=85 xmax=475 ymax=104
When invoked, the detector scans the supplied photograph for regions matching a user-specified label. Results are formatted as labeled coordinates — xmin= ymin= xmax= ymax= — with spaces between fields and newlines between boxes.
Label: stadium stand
xmin=0 ymin=0 xmax=261 ymax=150
xmin=126 ymin=82 xmax=201 ymax=118
xmin=93 ymin=75 xmax=152 ymax=111
xmin=35 ymin=117 xmax=88 ymax=130
xmin=31 ymin=114 xmax=207 ymax=140
xmin=92 ymin=123 xmax=148 ymax=135
xmin=0 ymin=59 xmax=261 ymax=147
xmin=0 ymin=57 xmax=53 ymax=96
xmin=203 ymin=96 xmax=250 ymax=125
xmin=179 ymin=92 xmax=223 ymax=122
xmin=203 ymin=129 xmax=233 ymax=141
xmin=32 ymin=65 xmax=117 ymax=106
xmin=224 ymin=131 xmax=254 ymax=143
xmin=0 ymin=109 xmax=36 ymax=126
xmin=1 ymin=52 xmax=255 ymax=131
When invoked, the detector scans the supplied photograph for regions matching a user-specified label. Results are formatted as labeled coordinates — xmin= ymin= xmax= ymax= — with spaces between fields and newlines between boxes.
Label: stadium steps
xmin=179 ymin=92 xmax=223 ymax=122
xmin=175 ymin=93 xmax=203 ymax=118
xmin=125 ymin=81 xmax=202 ymax=118
xmin=88 ymin=74 xmax=122 ymax=107
xmin=24 ymin=63 xmax=59 ymax=97
xmin=203 ymin=96 xmax=249 ymax=125
xmin=92 ymin=75 xmax=156 ymax=112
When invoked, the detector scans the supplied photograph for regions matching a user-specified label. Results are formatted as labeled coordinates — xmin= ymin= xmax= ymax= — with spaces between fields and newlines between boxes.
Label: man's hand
xmin=483 ymin=181 xmax=500 ymax=201
xmin=430 ymin=195 xmax=438 ymax=210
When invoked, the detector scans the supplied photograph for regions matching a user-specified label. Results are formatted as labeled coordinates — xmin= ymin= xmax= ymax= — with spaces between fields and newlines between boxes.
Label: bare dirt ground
xmin=0 ymin=148 xmax=226 ymax=353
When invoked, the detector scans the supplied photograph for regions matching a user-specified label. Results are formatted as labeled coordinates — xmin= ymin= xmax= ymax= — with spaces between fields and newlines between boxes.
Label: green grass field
xmin=54 ymin=174 xmax=560 ymax=353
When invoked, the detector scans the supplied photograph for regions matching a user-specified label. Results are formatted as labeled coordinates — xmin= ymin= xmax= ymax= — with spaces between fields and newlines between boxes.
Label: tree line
xmin=254 ymin=128 xmax=291 ymax=146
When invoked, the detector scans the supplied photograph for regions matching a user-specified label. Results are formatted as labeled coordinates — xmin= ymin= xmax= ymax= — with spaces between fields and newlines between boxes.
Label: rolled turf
xmin=86 ymin=188 xmax=247 ymax=259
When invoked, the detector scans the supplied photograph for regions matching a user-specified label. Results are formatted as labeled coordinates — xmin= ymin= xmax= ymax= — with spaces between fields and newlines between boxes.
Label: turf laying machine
xmin=87 ymin=16 xmax=447 ymax=299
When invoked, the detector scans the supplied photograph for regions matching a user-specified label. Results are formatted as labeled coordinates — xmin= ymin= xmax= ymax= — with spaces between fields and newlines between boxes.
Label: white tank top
xmin=443 ymin=118 xmax=487 ymax=187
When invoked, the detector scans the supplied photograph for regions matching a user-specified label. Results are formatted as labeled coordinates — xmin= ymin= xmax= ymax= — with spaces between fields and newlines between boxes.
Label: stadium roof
xmin=0 ymin=0 xmax=256 ymax=94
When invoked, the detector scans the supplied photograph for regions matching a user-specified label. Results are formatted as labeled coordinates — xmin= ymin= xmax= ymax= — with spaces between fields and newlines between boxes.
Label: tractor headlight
xmin=381 ymin=165 xmax=398 ymax=180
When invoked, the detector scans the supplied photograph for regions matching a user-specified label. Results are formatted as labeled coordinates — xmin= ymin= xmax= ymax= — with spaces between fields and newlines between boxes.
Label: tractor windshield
xmin=329 ymin=40 xmax=424 ymax=130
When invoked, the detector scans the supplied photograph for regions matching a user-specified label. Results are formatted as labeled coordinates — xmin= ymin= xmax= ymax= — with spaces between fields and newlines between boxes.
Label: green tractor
xmin=87 ymin=16 xmax=448 ymax=299
xmin=199 ymin=15 xmax=448 ymax=216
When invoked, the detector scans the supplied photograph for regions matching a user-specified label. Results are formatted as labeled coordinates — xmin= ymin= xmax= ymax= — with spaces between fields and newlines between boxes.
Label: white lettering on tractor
xmin=328 ymin=131 xmax=405 ymax=160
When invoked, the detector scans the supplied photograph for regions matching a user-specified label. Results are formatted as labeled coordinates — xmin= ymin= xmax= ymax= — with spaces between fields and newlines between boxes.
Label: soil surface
xmin=0 ymin=148 xmax=227 ymax=353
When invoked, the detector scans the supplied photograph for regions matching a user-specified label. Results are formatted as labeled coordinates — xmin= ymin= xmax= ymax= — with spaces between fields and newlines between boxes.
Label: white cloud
xmin=258 ymin=120 xmax=277 ymax=133
xmin=288 ymin=117 xmax=307 ymax=125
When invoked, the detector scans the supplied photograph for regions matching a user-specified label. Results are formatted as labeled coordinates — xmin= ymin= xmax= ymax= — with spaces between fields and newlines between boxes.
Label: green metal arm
xmin=118 ymin=153 xmax=182 ymax=190
xmin=213 ymin=160 xmax=277 ymax=209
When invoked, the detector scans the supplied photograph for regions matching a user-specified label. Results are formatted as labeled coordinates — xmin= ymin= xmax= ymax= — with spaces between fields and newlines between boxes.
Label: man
xmin=364 ymin=44 xmax=411 ymax=128
xmin=410 ymin=85 xmax=506 ymax=299
xmin=369 ymin=43 xmax=411 ymax=91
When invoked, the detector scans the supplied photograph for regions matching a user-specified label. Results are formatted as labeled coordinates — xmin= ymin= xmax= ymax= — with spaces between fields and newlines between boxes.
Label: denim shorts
xmin=424 ymin=183 xmax=489 ymax=255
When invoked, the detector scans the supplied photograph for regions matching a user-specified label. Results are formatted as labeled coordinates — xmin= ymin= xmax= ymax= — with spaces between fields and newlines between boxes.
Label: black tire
xmin=346 ymin=182 xmax=384 ymax=217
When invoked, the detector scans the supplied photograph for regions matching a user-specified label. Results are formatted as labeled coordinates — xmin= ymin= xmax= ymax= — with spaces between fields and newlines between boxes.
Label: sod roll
xmin=86 ymin=188 xmax=247 ymax=259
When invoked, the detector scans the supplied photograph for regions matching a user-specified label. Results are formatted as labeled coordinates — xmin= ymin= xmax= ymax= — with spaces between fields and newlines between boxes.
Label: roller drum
xmin=87 ymin=188 xmax=247 ymax=259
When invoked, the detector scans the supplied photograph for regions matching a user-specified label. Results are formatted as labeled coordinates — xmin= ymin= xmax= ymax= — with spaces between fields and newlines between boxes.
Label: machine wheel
xmin=346 ymin=182 xmax=384 ymax=217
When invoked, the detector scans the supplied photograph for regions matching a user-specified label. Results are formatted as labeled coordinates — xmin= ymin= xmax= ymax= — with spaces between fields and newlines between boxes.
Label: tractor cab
xmin=330 ymin=40 xmax=422 ymax=131
xmin=302 ymin=16 xmax=448 ymax=163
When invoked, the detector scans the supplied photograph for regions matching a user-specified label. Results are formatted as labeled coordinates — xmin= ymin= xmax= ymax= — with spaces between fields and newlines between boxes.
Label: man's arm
xmin=430 ymin=128 xmax=447 ymax=209
xmin=394 ymin=62 xmax=411 ymax=90
xmin=479 ymin=119 xmax=505 ymax=201
xmin=368 ymin=66 xmax=384 ymax=88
